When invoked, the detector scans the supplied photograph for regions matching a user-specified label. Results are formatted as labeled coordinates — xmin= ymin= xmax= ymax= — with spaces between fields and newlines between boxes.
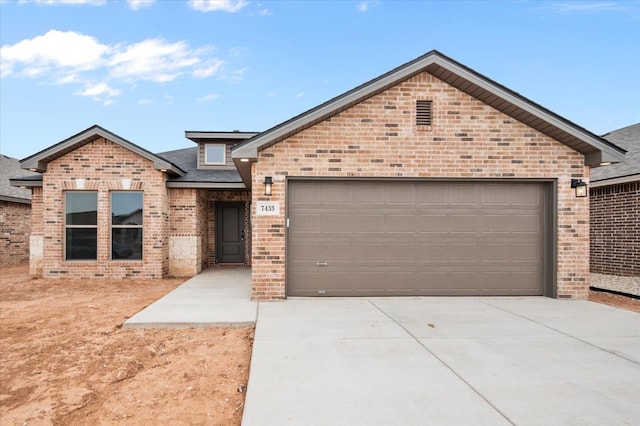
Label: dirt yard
xmin=0 ymin=264 xmax=254 ymax=425
xmin=2 ymin=265 xmax=638 ymax=425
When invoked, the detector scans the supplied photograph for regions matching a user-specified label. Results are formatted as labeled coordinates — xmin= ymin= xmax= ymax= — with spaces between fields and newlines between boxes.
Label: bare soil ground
xmin=0 ymin=264 xmax=254 ymax=426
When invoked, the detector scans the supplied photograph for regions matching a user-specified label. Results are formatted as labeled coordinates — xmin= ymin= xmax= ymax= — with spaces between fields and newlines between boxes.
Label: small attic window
xmin=416 ymin=100 xmax=432 ymax=126
xmin=205 ymin=144 xmax=226 ymax=165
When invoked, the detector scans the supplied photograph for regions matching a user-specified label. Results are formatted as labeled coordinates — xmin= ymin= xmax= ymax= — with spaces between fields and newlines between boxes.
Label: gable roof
xmin=590 ymin=123 xmax=640 ymax=187
xmin=232 ymin=50 xmax=626 ymax=181
xmin=1 ymin=155 xmax=34 ymax=204
xmin=20 ymin=125 xmax=185 ymax=176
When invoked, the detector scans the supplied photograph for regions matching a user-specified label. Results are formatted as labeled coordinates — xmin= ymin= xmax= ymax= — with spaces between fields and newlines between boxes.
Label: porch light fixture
xmin=240 ymin=158 xmax=250 ymax=163
xmin=571 ymin=179 xmax=587 ymax=197
xmin=264 ymin=176 xmax=273 ymax=196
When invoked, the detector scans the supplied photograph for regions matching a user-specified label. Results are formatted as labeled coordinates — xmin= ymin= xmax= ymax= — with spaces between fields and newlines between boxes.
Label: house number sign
xmin=256 ymin=201 xmax=280 ymax=216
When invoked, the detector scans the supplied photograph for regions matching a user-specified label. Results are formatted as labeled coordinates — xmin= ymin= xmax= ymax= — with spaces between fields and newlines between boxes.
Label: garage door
xmin=287 ymin=180 xmax=547 ymax=297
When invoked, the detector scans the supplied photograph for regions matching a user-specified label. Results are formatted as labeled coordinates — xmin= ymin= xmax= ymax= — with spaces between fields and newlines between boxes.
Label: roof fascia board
xmin=0 ymin=195 xmax=32 ymax=204
xmin=9 ymin=178 xmax=42 ymax=187
xmin=432 ymin=56 xmax=626 ymax=163
xmin=186 ymin=131 xmax=259 ymax=143
xmin=165 ymin=181 xmax=246 ymax=189
xmin=21 ymin=125 xmax=185 ymax=176
xmin=590 ymin=174 xmax=640 ymax=187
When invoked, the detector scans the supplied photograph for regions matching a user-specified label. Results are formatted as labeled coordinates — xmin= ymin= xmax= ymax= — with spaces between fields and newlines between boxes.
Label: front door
xmin=216 ymin=202 xmax=245 ymax=263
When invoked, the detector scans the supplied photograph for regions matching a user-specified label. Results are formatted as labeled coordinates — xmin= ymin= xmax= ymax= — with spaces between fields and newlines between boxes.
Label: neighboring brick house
xmin=590 ymin=123 xmax=639 ymax=280
xmin=11 ymin=50 xmax=626 ymax=300
xmin=1 ymin=155 xmax=33 ymax=266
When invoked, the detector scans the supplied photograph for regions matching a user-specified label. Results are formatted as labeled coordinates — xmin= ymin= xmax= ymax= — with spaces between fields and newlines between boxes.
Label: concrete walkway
xmin=242 ymin=297 xmax=640 ymax=426
xmin=123 ymin=267 xmax=256 ymax=329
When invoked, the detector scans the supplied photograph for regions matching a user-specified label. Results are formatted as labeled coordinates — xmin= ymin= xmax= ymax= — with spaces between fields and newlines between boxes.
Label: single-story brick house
xmin=11 ymin=50 xmax=626 ymax=300
xmin=590 ymin=123 xmax=639 ymax=279
xmin=1 ymin=155 xmax=32 ymax=266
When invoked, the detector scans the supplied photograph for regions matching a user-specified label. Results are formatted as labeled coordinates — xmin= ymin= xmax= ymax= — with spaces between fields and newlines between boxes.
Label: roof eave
xmin=232 ymin=50 xmax=626 ymax=166
xmin=9 ymin=178 xmax=42 ymax=188
xmin=20 ymin=125 xmax=186 ymax=176
xmin=165 ymin=181 xmax=247 ymax=189
xmin=590 ymin=174 xmax=640 ymax=187
xmin=0 ymin=194 xmax=32 ymax=204
xmin=186 ymin=131 xmax=259 ymax=144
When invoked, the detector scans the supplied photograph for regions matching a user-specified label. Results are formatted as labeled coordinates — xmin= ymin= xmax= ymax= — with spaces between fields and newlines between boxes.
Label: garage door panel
xmin=419 ymin=185 xmax=451 ymax=204
xmin=288 ymin=180 xmax=546 ymax=297
xmin=512 ymin=215 xmax=540 ymax=233
xmin=450 ymin=215 xmax=479 ymax=232
xmin=450 ymin=185 xmax=478 ymax=204
xmin=417 ymin=215 xmax=449 ymax=232
xmin=513 ymin=186 xmax=541 ymax=205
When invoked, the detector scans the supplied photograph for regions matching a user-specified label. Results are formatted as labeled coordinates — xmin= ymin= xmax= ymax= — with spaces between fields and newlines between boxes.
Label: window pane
xmin=206 ymin=144 xmax=225 ymax=164
xmin=66 ymin=228 xmax=97 ymax=260
xmin=66 ymin=192 xmax=97 ymax=225
xmin=112 ymin=192 xmax=143 ymax=225
xmin=112 ymin=228 xmax=143 ymax=260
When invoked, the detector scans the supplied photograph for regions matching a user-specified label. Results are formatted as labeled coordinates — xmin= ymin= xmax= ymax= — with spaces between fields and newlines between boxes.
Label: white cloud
xmin=188 ymin=0 xmax=248 ymax=13
xmin=1 ymin=30 xmax=109 ymax=78
xmin=108 ymin=38 xmax=205 ymax=83
xmin=138 ymin=98 xmax=153 ymax=105
xmin=192 ymin=58 xmax=224 ymax=78
xmin=357 ymin=1 xmax=379 ymax=12
xmin=127 ymin=0 xmax=155 ymax=10
xmin=76 ymin=82 xmax=120 ymax=97
xmin=2 ymin=30 xmax=228 ymax=105
xmin=196 ymin=93 xmax=220 ymax=103
xmin=75 ymin=81 xmax=120 ymax=105
xmin=548 ymin=2 xmax=622 ymax=13
xmin=295 ymin=92 xmax=304 ymax=98
xmin=18 ymin=0 xmax=106 ymax=5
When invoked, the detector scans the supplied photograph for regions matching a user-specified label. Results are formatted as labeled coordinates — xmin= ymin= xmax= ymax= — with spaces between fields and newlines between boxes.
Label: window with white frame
xmin=205 ymin=144 xmax=226 ymax=165
xmin=65 ymin=192 xmax=98 ymax=260
xmin=111 ymin=192 xmax=143 ymax=260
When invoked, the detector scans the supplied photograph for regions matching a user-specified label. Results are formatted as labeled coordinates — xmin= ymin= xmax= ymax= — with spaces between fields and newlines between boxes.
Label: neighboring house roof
xmin=232 ymin=50 xmax=626 ymax=188
xmin=159 ymin=147 xmax=245 ymax=189
xmin=0 ymin=155 xmax=35 ymax=204
xmin=19 ymin=125 xmax=185 ymax=177
xmin=590 ymin=123 xmax=640 ymax=187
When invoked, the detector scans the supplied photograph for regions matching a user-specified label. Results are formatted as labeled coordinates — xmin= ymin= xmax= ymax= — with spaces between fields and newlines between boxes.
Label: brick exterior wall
xmin=251 ymin=71 xmax=590 ymax=300
xmin=168 ymin=188 xmax=207 ymax=276
xmin=0 ymin=200 xmax=31 ymax=266
xmin=590 ymin=181 xmax=640 ymax=276
xmin=33 ymin=137 xmax=170 ymax=279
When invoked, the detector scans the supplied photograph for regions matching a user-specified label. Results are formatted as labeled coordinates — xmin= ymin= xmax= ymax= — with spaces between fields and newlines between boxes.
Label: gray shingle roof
xmin=158 ymin=147 xmax=244 ymax=186
xmin=591 ymin=123 xmax=640 ymax=183
xmin=1 ymin=155 xmax=36 ymax=203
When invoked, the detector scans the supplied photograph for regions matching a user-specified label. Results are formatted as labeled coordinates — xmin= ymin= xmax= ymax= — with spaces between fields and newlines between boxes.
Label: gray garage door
xmin=287 ymin=180 xmax=547 ymax=297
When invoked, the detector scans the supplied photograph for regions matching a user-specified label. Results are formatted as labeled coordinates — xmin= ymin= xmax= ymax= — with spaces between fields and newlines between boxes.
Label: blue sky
xmin=1 ymin=0 xmax=639 ymax=160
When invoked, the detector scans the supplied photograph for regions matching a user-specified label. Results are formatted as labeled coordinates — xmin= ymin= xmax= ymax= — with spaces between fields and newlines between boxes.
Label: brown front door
xmin=216 ymin=202 xmax=245 ymax=264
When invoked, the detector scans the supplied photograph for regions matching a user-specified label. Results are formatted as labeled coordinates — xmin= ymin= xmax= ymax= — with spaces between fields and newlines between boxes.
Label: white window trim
xmin=205 ymin=143 xmax=226 ymax=165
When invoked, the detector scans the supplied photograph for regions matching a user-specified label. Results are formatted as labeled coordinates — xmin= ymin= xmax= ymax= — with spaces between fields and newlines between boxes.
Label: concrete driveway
xmin=242 ymin=297 xmax=640 ymax=425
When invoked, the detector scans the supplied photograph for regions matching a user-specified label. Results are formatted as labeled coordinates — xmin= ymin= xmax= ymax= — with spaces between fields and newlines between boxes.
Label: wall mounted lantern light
xmin=571 ymin=179 xmax=587 ymax=197
xmin=264 ymin=176 xmax=273 ymax=196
